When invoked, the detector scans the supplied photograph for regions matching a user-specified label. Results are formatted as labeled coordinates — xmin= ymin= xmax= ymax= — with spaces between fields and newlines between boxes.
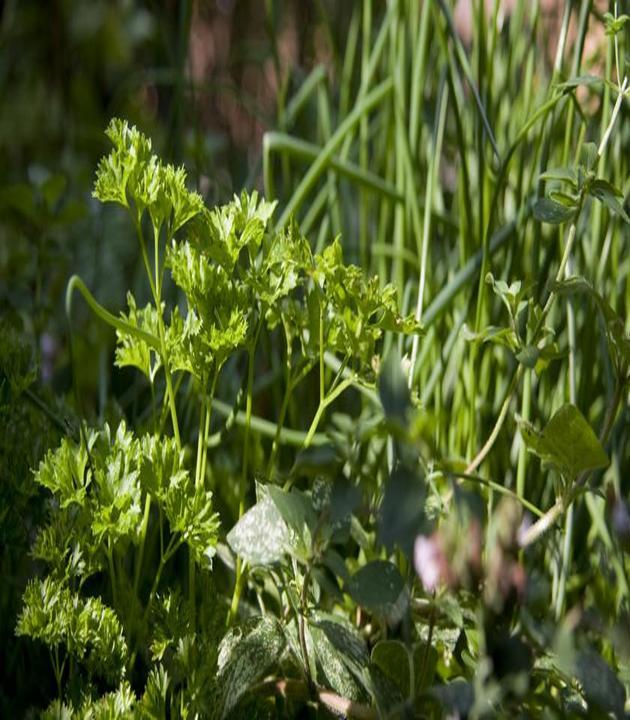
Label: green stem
xmin=145 ymin=536 xmax=181 ymax=623
xmin=200 ymin=371 xmax=217 ymax=488
xmin=133 ymin=495 xmax=152 ymax=596
xmin=303 ymin=377 xmax=355 ymax=449
xmin=106 ymin=541 xmax=117 ymax=608
xmin=228 ymin=326 xmax=262 ymax=626
xmin=134 ymin=220 xmax=181 ymax=449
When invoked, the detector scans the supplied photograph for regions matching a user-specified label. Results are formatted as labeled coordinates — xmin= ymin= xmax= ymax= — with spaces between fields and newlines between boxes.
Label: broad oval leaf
xmin=515 ymin=345 xmax=539 ymax=369
xmin=539 ymin=166 xmax=578 ymax=187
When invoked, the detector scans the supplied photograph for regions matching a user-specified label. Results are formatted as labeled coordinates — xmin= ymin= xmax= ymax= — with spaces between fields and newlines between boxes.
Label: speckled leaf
xmin=216 ymin=617 xmax=285 ymax=719
xmin=227 ymin=494 xmax=290 ymax=566
xmin=310 ymin=623 xmax=365 ymax=701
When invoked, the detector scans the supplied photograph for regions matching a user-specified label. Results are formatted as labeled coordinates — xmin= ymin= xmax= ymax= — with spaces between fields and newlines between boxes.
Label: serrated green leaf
xmin=604 ymin=12 xmax=630 ymax=36
xmin=518 ymin=404 xmax=608 ymax=481
xmin=163 ymin=475 xmax=219 ymax=567
xmin=17 ymin=577 xmax=127 ymax=685
xmin=35 ymin=433 xmax=92 ymax=508
xmin=115 ymin=293 xmax=162 ymax=380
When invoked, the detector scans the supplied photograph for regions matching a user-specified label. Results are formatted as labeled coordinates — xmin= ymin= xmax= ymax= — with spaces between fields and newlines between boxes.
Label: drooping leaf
xmin=378 ymin=464 xmax=427 ymax=557
xmin=557 ymin=75 xmax=603 ymax=91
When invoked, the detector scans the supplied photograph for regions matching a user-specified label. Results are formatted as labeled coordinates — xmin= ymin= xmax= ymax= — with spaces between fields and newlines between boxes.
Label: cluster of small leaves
xmin=534 ymin=142 xmax=630 ymax=226
xmin=95 ymin=118 xmax=419 ymax=387
xmin=16 ymin=576 xmax=127 ymax=685
xmin=32 ymin=423 xmax=219 ymax=578
xmin=93 ymin=118 xmax=204 ymax=233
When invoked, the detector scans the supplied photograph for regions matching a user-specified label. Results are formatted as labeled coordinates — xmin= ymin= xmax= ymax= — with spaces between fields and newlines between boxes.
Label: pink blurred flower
xmin=414 ymin=534 xmax=444 ymax=592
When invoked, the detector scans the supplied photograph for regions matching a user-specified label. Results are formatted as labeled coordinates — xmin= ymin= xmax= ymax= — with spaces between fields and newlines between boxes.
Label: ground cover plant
xmin=2 ymin=0 xmax=630 ymax=718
